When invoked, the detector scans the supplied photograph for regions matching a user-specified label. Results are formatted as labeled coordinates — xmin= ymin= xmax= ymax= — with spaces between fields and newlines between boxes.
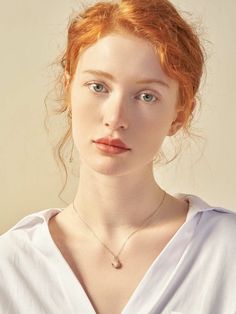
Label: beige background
xmin=0 ymin=0 xmax=235 ymax=234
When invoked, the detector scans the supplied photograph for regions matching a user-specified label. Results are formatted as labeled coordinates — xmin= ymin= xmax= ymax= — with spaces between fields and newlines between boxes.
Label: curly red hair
xmin=62 ymin=0 xmax=204 ymax=128
xmin=47 ymin=0 xmax=205 ymax=200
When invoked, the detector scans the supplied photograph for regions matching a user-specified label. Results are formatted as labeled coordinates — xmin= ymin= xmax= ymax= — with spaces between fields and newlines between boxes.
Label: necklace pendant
xmin=111 ymin=256 xmax=122 ymax=269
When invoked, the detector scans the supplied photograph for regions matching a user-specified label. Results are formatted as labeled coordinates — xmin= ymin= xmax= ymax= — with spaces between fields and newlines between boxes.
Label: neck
xmin=72 ymin=162 xmax=167 ymax=238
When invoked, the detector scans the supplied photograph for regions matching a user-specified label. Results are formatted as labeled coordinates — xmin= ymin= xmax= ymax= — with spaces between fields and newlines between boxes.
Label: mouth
xmin=93 ymin=141 xmax=130 ymax=154
xmin=93 ymin=137 xmax=131 ymax=150
xmin=102 ymin=143 xmax=127 ymax=149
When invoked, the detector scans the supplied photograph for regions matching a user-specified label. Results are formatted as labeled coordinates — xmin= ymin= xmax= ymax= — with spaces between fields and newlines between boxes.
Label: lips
xmin=94 ymin=137 xmax=130 ymax=150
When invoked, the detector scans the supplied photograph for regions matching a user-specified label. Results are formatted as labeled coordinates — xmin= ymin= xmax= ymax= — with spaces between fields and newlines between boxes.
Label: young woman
xmin=1 ymin=1 xmax=235 ymax=313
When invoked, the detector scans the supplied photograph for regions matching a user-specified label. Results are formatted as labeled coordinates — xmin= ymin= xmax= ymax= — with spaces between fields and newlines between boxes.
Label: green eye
xmin=140 ymin=93 xmax=157 ymax=103
xmin=89 ymin=83 xmax=105 ymax=93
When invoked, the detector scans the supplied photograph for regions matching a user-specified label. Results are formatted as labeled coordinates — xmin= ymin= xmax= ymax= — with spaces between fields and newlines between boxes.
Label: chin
xmin=80 ymin=155 xmax=135 ymax=177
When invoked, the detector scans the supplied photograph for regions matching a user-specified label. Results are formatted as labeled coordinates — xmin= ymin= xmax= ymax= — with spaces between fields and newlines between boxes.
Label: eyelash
xmin=85 ymin=81 xmax=159 ymax=103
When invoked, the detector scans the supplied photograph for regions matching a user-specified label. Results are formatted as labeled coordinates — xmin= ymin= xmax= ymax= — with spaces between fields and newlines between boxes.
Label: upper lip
xmin=93 ymin=137 xmax=130 ymax=149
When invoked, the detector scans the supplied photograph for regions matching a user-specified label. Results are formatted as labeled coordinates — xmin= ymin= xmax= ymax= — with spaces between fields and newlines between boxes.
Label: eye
xmin=139 ymin=92 xmax=158 ymax=103
xmin=86 ymin=82 xmax=107 ymax=93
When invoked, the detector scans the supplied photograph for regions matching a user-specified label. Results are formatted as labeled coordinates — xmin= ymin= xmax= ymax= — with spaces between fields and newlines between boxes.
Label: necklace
xmin=72 ymin=190 xmax=166 ymax=269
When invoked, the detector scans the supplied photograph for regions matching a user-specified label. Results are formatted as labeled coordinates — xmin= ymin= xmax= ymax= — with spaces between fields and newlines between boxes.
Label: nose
xmin=103 ymin=93 xmax=129 ymax=130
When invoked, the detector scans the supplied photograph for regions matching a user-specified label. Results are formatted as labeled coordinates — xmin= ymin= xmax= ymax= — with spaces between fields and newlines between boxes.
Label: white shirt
xmin=0 ymin=193 xmax=236 ymax=314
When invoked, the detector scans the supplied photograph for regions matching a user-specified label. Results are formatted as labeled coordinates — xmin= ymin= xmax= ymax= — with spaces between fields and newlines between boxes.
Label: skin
xmin=51 ymin=32 xmax=188 ymax=245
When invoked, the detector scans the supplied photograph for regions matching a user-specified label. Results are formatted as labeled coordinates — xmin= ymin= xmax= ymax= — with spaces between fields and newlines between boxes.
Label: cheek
xmin=142 ymin=109 xmax=173 ymax=135
xmin=71 ymin=90 xmax=98 ymax=128
xmin=135 ymin=112 xmax=173 ymax=153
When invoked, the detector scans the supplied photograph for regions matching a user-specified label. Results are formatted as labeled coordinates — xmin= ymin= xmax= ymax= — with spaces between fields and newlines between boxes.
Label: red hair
xmin=63 ymin=0 xmax=205 ymax=128
xmin=47 ymin=0 xmax=205 ymax=200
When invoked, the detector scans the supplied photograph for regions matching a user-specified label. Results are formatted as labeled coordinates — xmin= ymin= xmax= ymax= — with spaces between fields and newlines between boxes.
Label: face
xmin=70 ymin=32 xmax=180 ymax=176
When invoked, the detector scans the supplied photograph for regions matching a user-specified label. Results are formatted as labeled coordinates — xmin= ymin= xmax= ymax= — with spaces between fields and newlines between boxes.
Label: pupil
xmin=95 ymin=84 xmax=102 ymax=91
xmin=145 ymin=94 xmax=151 ymax=101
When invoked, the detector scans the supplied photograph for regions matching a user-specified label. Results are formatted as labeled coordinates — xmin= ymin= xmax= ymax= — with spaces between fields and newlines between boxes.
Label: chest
xmin=66 ymin=246 xmax=168 ymax=313
xmin=49 ymin=220 xmax=181 ymax=314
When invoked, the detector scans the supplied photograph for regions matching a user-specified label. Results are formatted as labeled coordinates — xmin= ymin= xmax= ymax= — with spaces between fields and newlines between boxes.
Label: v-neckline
xmin=39 ymin=195 xmax=203 ymax=314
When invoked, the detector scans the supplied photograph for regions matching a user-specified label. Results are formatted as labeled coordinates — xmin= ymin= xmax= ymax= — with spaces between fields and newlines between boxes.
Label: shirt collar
xmin=174 ymin=193 xmax=233 ymax=222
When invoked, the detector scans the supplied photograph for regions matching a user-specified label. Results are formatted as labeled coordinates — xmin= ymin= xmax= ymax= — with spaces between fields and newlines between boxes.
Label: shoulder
xmin=191 ymin=194 xmax=236 ymax=234
xmin=0 ymin=208 xmax=62 ymax=258
xmin=178 ymin=193 xmax=236 ymax=244
xmin=201 ymin=206 xmax=236 ymax=241
xmin=191 ymin=200 xmax=236 ymax=257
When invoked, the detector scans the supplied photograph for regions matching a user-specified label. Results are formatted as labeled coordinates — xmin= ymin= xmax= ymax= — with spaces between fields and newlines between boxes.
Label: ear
xmin=63 ymin=71 xmax=71 ymax=90
xmin=167 ymin=110 xmax=185 ymax=136
xmin=167 ymin=99 xmax=196 ymax=136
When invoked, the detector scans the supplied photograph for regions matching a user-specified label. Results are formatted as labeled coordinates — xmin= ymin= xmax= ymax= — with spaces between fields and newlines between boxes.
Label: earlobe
xmin=167 ymin=120 xmax=181 ymax=136
xmin=167 ymin=99 xmax=196 ymax=136
xmin=167 ymin=110 xmax=185 ymax=136
xmin=63 ymin=71 xmax=71 ymax=90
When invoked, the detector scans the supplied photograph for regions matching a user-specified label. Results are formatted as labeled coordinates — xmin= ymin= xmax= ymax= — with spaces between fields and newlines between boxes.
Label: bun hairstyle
xmin=46 ymin=0 xmax=205 ymax=200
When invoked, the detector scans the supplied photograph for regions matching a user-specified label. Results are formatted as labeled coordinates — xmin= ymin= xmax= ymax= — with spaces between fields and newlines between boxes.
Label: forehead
xmin=76 ymin=33 xmax=172 ymax=84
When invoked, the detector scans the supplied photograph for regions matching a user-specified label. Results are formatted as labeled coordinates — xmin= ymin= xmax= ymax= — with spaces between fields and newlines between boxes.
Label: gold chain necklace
xmin=72 ymin=190 xmax=166 ymax=269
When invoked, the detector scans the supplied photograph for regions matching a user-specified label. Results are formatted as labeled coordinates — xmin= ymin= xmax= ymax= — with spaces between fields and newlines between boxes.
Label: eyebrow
xmin=82 ymin=70 xmax=170 ymax=88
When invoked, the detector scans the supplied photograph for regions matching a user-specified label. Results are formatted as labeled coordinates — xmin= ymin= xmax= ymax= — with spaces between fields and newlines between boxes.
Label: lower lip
xmin=94 ymin=142 xmax=130 ymax=154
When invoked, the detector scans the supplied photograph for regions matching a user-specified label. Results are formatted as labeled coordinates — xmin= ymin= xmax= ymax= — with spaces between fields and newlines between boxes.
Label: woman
xmin=1 ymin=0 xmax=235 ymax=313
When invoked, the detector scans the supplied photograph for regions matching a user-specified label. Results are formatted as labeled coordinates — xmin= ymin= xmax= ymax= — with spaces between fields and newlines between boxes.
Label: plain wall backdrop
xmin=0 ymin=0 xmax=235 ymax=234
